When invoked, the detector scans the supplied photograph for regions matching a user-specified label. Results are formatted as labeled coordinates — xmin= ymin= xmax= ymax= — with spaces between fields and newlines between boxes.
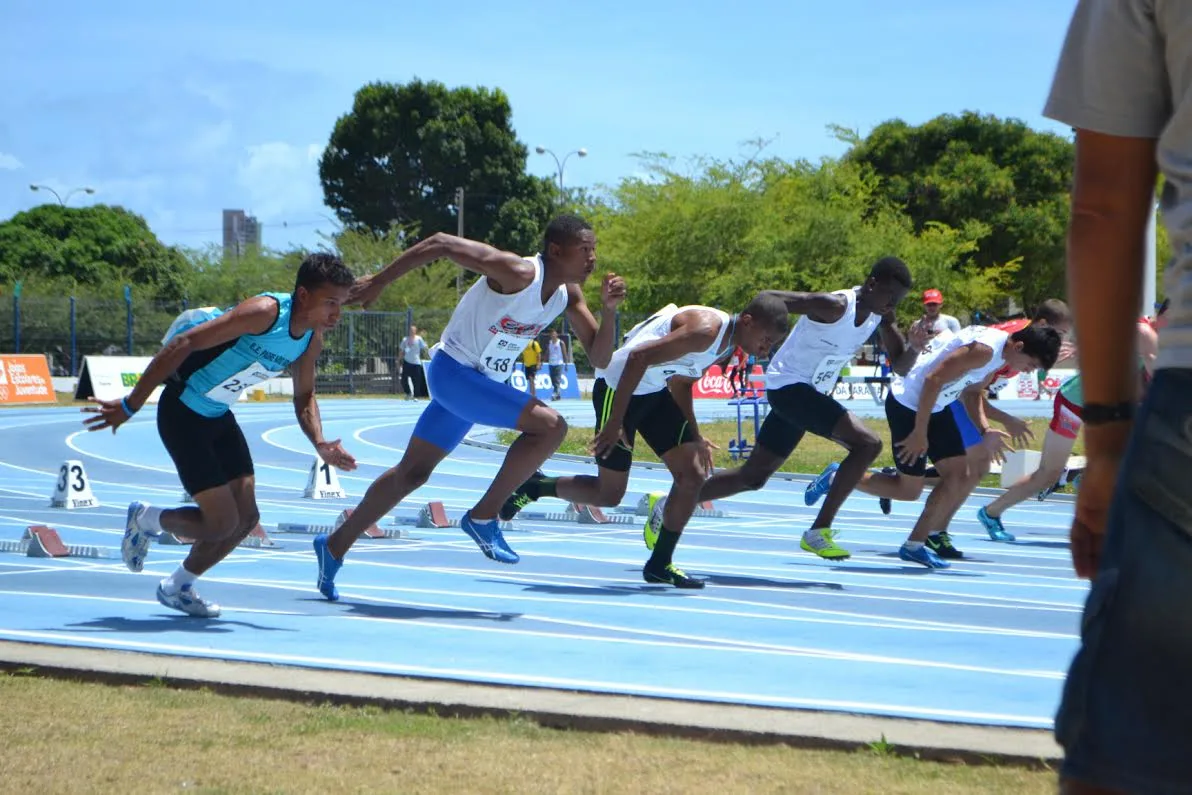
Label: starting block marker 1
xmin=278 ymin=509 xmax=409 ymax=539
xmin=304 ymin=457 xmax=346 ymax=500
xmin=50 ymin=460 xmax=99 ymax=510
xmin=632 ymin=493 xmax=728 ymax=519
xmin=158 ymin=525 xmax=279 ymax=549
xmin=0 ymin=525 xmax=111 ymax=559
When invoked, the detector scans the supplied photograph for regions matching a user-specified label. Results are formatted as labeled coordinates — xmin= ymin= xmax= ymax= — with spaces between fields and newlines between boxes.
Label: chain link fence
xmin=1 ymin=293 xmax=634 ymax=393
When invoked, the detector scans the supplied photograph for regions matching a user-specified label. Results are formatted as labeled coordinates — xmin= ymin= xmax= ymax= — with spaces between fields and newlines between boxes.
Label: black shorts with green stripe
xmin=592 ymin=377 xmax=696 ymax=472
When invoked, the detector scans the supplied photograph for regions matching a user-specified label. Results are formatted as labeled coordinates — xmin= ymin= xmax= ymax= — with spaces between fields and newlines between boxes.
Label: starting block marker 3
xmin=50 ymin=460 xmax=99 ymax=510
xmin=0 ymin=525 xmax=111 ymax=559
xmin=278 ymin=509 xmax=409 ymax=539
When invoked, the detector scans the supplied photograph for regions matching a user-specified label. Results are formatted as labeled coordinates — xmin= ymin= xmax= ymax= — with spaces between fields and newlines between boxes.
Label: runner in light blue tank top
xmin=81 ymin=253 xmax=359 ymax=618
xmin=173 ymin=291 xmax=315 ymax=418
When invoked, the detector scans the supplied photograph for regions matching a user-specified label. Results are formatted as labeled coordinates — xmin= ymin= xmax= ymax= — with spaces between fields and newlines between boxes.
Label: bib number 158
xmin=484 ymin=356 xmax=513 ymax=374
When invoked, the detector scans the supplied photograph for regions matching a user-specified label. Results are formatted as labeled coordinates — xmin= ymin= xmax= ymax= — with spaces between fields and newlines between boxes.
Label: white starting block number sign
xmin=51 ymin=459 xmax=99 ymax=509
xmin=304 ymin=457 xmax=346 ymax=499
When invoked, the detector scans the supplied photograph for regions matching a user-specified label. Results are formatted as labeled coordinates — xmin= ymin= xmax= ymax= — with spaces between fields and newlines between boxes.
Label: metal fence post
xmin=12 ymin=282 xmax=21 ymax=354
xmin=69 ymin=296 xmax=77 ymax=375
xmin=405 ymin=307 xmax=413 ymax=336
xmin=347 ymin=313 xmax=356 ymax=395
xmin=124 ymin=286 xmax=133 ymax=355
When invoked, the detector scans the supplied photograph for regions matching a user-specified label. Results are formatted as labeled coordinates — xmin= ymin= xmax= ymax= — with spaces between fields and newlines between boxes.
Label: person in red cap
xmin=920 ymin=289 xmax=961 ymax=336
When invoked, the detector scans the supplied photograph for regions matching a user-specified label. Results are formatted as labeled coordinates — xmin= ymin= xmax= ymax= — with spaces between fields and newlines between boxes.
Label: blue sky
xmin=0 ymin=0 xmax=1078 ymax=253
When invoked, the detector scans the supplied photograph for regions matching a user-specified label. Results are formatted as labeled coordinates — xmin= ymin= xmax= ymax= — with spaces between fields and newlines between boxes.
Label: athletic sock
xmin=141 ymin=506 xmax=165 ymax=533
xmin=648 ymin=527 xmax=681 ymax=568
xmin=161 ymin=565 xmax=198 ymax=595
xmin=531 ymin=477 xmax=559 ymax=500
xmin=903 ymin=540 xmax=925 ymax=551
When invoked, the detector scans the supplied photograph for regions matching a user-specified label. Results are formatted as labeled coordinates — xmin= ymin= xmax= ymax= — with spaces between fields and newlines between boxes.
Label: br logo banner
xmin=0 ymin=354 xmax=56 ymax=405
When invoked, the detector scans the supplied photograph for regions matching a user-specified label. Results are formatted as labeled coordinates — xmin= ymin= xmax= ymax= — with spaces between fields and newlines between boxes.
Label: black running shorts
xmin=755 ymin=382 xmax=848 ymax=458
xmin=591 ymin=378 xmax=696 ymax=472
xmin=157 ymin=386 xmax=255 ymax=496
xmin=884 ymin=393 xmax=967 ymax=477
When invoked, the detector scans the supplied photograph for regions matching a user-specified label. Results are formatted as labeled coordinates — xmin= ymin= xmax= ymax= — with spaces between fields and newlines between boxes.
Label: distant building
xmin=222 ymin=209 xmax=261 ymax=258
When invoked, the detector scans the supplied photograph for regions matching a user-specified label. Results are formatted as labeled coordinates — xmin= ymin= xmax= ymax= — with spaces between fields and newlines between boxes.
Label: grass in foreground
xmin=501 ymin=416 xmax=1078 ymax=488
xmin=0 ymin=673 xmax=1056 ymax=794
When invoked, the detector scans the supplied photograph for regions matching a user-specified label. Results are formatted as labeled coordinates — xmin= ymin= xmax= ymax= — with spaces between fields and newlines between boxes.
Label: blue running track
xmin=0 ymin=397 xmax=1081 ymax=730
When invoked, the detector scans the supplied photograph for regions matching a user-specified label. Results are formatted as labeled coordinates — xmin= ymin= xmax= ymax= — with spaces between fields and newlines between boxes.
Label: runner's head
xmin=542 ymin=214 xmax=597 ymax=283
xmin=1004 ymin=324 xmax=1062 ymax=373
xmin=294 ymin=252 xmax=355 ymax=331
xmin=859 ymin=256 xmax=913 ymax=315
xmin=735 ymin=292 xmax=790 ymax=358
xmin=1032 ymin=299 xmax=1072 ymax=335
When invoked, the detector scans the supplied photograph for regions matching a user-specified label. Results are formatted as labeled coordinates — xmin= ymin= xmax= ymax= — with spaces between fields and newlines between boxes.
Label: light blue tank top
xmin=173 ymin=292 xmax=313 ymax=417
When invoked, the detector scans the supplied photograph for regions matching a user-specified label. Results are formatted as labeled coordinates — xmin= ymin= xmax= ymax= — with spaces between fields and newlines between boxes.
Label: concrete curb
xmin=0 ymin=640 xmax=1060 ymax=767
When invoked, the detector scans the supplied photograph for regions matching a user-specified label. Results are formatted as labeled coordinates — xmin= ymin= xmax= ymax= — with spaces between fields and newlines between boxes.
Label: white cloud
xmin=0 ymin=152 xmax=23 ymax=171
xmin=235 ymin=141 xmax=323 ymax=223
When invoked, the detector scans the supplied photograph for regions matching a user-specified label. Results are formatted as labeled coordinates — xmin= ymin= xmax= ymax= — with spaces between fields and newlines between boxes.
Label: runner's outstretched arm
xmin=292 ymin=331 xmax=356 ymax=472
xmin=564 ymin=274 xmax=626 ymax=369
xmin=353 ymin=233 xmax=535 ymax=306
xmin=82 ymin=297 xmax=279 ymax=433
xmin=759 ymin=290 xmax=847 ymax=323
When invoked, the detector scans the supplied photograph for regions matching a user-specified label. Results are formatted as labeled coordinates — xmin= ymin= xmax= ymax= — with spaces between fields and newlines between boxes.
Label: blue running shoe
xmin=899 ymin=543 xmax=950 ymax=569
xmin=461 ymin=512 xmax=520 ymax=564
xmin=977 ymin=506 xmax=1015 ymax=542
xmin=122 ymin=501 xmax=152 ymax=573
xmin=313 ymin=534 xmax=343 ymax=601
xmin=805 ymin=462 xmax=839 ymax=506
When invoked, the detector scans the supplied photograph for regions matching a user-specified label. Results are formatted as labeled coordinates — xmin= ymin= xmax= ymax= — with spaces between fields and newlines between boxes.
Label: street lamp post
xmin=29 ymin=184 xmax=96 ymax=206
xmin=534 ymin=146 xmax=588 ymax=192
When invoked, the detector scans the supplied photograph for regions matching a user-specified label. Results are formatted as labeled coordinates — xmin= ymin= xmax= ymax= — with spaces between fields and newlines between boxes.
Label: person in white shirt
xmin=398 ymin=325 xmax=430 ymax=399
xmin=852 ymin=324 xmax=1061 ymax=569
xmin=545 ymin=328 xmax=568 ymax=401
xmin=312 ymin=215 xmax=626 ymax=600
xmin=498 ymin=295 xmax=788 ymax=588
xmin=920 ymin=289 xmax=961 ymax=335
xmin=646 ymin=257 xmax=921 ymax=562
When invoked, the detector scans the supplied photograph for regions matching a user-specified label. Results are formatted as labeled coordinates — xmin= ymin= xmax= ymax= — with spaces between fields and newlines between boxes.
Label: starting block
xmin=278 ymin=508 xmax=409 ymax=539
xmin=158 ymin=525 xmax=279 ymax=549
xmin=631 ymin=493 xmax=729 ymax=519
xmin=0 ymin=525 xmax=111 ymax=559
xmin=515 ymin=502 xmax=637 ymax=525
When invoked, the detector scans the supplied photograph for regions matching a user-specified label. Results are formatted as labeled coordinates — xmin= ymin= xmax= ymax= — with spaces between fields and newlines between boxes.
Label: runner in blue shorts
xmin=312 ymin=215 xmax=626 ymax=600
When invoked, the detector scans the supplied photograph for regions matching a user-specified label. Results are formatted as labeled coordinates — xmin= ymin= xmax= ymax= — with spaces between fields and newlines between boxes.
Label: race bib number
xmin=811 ymin=355 xmax=851 ymax=395
xmin=206 ymin=361 xmax=274 ymax=404
xmin=937 ymin=378 xmax=972 ymax=406
xmin=479 ymin=333 xmax=525 ymax=380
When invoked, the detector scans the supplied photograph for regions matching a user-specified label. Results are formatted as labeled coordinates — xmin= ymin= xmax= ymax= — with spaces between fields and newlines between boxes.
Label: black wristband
xmin=1082 ymin=402 xmax=1135 ymax=426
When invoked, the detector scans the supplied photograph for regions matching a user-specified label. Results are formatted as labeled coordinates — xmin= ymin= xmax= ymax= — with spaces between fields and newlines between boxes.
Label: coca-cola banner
xmin=692 ymin=365 xmax=766 ymax=399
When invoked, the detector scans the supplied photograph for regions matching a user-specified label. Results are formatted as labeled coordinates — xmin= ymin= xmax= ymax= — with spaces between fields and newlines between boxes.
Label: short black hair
xmin=868 ymin=256 xmax=912 ymax=289
xmin=742 ymin=292 xmax=790 ymax=335
xmin=543 ymin=214 xmax=593 ymax=251
xmin=295 ymin=252 xmax=355 ymax=292
xmin=1033 ymin=298 xmax=1071 ymax=327
xmin=1011 ymin=324 xmax=1062 ymax=370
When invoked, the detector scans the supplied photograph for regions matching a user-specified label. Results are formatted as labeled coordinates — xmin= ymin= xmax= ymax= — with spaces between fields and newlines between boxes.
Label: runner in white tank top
xmin=850 ymin=322 xmax=1062 ymax=570
xmin=314 ymin=217 xmax=627 ymax=600
xmin=500 ymin=294 xmax=790 ymax=589
xmin=654 ymin=258 xmax=919 ymax=563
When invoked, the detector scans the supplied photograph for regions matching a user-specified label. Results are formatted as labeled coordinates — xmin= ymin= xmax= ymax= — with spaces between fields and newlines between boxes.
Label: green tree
xmin=319 ymin=79 xmax=557 ymax=253
xmin=180 ymin=245 xmax=307 ymax=307
xmin=0 ymin=204 xmax=190 ymax=299
xmin=843 ymin=112 xmax=1074 ymax=310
